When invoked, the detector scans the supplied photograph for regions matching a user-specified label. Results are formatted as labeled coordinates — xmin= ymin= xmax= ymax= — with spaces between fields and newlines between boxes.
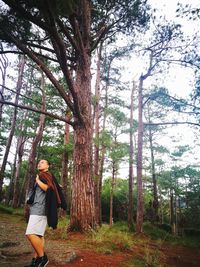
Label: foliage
xmin=143 ymin=222 xmax=171 ymax=240
xmin=101 ymin=178 xmax=130 ymax=222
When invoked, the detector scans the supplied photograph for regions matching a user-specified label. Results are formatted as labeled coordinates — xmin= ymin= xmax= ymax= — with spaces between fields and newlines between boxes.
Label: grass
xmin=0 ymin=203 xmax=25 ymax=215
xmin=86 ymin=222 xmax=136 ymax=254
xmin=46 ymin=215 xmax=70 ymax=240
xmin=143 ymin=221 xmax=200 ymax=249
xmin=122 ymin=256 xmax=146 ymax=267
xmin=143 ymin=246 xmax=165 ymax=267
xmin=1 ymin=204 xmax=200 ymax=251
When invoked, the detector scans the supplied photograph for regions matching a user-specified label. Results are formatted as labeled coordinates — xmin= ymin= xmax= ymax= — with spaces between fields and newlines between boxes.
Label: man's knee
xmin=26 ymin=234 xmax=35 ymax=241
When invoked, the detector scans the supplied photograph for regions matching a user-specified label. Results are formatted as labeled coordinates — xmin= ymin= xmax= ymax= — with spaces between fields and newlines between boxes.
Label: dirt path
xmin=0 ymin=212 xmax=200 ymax=267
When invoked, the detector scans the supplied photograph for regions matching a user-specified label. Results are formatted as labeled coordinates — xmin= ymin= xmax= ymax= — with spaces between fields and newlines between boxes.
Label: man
xmin=25 ymin=159 xmax=62 ymax=267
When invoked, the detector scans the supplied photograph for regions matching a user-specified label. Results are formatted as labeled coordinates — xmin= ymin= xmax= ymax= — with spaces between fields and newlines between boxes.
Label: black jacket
xmin=45 ymin=175 xmax=67 ymax=229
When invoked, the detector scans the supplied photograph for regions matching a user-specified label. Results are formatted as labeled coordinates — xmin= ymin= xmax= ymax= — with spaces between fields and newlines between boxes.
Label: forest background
xmin=0 ymin=0 xmax=199 ymax=235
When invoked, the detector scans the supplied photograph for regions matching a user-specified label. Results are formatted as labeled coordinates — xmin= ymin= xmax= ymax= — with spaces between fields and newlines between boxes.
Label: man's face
xmin=37 ymin=160 xmax=49 ymax=172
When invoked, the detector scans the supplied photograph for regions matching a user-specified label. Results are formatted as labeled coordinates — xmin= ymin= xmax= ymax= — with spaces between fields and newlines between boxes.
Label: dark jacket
xmin=45 ymin=175 xmax=67 ymax=229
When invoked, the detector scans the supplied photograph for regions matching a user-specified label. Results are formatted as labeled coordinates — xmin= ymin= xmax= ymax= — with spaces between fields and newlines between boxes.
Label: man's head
xmin=37 ymin=159 xmax=49 ymax=172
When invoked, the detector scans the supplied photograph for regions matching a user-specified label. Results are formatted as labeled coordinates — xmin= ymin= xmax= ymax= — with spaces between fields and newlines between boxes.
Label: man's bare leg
xmin=26 ymin=234 xmax=45 ymax=257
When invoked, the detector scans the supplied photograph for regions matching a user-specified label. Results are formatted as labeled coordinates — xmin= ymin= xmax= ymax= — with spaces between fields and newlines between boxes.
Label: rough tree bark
xmin=0 ymin=55 xmax=25 ymax=200
xmin=67 ymin=1 xmax=96 ymax=232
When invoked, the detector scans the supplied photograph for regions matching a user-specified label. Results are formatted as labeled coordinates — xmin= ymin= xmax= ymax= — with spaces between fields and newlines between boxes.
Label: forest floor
xmin=0 ymin=211 xmax=200 ymax=267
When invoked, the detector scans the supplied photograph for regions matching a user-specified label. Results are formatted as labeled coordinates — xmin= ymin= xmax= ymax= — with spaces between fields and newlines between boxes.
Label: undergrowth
xmin=0 ymin=204 xmax=24 ymax=216
xmin=87 ymin=222 xmax=135 ymax=254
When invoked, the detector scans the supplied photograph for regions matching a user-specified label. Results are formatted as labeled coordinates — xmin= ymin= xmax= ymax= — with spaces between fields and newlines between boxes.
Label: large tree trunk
xmin=136 ymin=76 xmax=144 ymax=233
xmin=0 ymin=55 xmax=25 ymax=200
xmin=93 ymin=42 xmax=102 ymax=225
xmin=68 ymin=0 xmax=96 ymax=232
xmin=70 ymin=122 xmax=95 ymax=231
xmin=128 ymin=81 xmax=135 ymax=231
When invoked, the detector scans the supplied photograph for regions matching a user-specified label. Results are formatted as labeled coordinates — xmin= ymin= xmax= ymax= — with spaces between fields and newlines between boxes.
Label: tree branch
xmin=0 ymin=100 xmax=76 ymax=126
xmin=56 ymin=18 xmax=79 ymax=52
xmin=3 ymin=30 xmax=75 ymax=113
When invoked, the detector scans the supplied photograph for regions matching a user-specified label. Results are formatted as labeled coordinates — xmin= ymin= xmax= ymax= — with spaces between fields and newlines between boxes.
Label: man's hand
xmin=36 ymin=174 xmax=48 ymax=191
xmin=36 ymin=174 xmax=40 ymax=184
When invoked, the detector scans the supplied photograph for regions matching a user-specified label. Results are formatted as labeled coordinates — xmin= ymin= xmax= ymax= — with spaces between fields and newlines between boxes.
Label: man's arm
xmin=36 ymin=175 xmax=48 ymax=191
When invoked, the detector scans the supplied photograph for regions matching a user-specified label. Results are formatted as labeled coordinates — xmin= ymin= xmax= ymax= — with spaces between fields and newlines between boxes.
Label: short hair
xmin=38 ymin=159 xmax=50 ymax=166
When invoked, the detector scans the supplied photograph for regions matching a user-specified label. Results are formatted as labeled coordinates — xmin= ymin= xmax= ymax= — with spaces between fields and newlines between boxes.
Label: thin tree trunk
xmin=128 ymin=81 xmax=135 ymax=231
xmin=147 ymin=105 xmax=159 ymax=223
xmin=93 ymin=42 xmax=102 ymax=225
xmin=25 ymin=73 xmax=46 ymax=193
xmin=0 ymin=55 xmax=25 ymax=200
xmin=98 ymin=58 xmax=112 ymax=225
xmin=136 ymin=76 xmax=144 ymax=233
xmin=109 ymin=161 xmax=116 ymax=226
xmin=61 ymin=110 xmax=71 ymax=211
xmin=6 ymin=147 xmax=17 ymax=205
xmin=12 ymin=113 xmax=28 ymax=207
xmin=170 ymin=189 xmax=176 ymax=235
xmin=0 ymin=52 xmax=8 ymax=125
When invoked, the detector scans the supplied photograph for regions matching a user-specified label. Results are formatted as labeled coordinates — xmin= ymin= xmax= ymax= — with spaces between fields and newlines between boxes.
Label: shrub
xmin=0 ymin=204 xmax=13 ymax=214
xmin=184 ymin=228 xmax=200 ymax=237
xmin=143 ymin=222 xmax=170 ymax=240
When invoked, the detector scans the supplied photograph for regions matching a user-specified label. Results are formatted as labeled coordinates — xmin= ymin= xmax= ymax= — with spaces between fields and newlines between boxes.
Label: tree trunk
xmin=128 ymin=81 xmax=135 ymax=231
xmin=136 ymin=76 xmax=144 ymax=233
xmin=70 ymin=122 xmax=95 ymax=231
xmin=0 ymin=53 xmax=8 ymax=125
xmin=61 ymin=110 xmax=71 ymax=211
xmin=68 ymin=0 xmax=96 ymax=232
xmin=147 ymin=105 xmax=159 ymax=223
xmin=109 ymin=162 xmax=116 ymax=226
xmin=93 ymin=42 xmax=102 ymax=225
xmin=0 ymin=55 xmax=25 ymax=200
xmin=25 ymin=73 xmax=46 ymax=192
xmin=12 ymin=115 xmax=27 ymax=208
xmin=170 ymin=189 xmax=176 ymax=235
xmin=6 ymin=148 xmax=17 ymax=205
xmin=98 ymin=58 xmax=111 ymax=225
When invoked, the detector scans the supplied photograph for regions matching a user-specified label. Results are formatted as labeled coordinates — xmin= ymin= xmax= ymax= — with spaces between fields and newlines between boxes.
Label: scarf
xmin=39 ymin=171 xmax=61 ymax=205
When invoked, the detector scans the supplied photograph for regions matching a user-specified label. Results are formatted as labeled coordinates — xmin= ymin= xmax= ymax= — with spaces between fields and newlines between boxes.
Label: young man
xmin=25 ymin=159 xmax=50 ymax=267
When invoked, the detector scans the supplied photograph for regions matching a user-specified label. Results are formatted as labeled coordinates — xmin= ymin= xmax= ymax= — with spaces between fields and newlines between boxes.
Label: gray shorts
xmin=25 ymin=215 xmax=47 ymax=236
